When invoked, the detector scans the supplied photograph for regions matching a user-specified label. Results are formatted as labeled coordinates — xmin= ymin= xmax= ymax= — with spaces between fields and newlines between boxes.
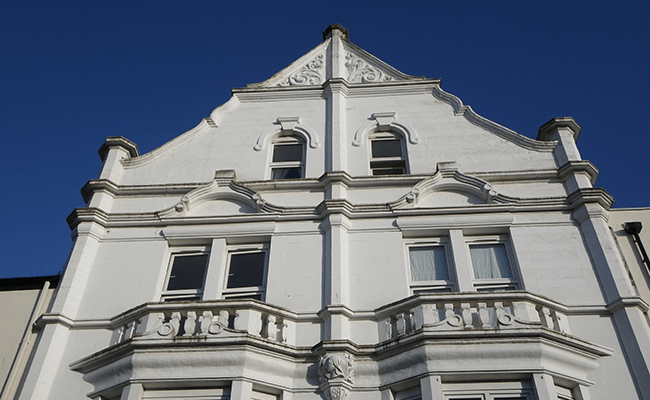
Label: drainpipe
xmin=623 ymin=221 xmax=650 ymax=276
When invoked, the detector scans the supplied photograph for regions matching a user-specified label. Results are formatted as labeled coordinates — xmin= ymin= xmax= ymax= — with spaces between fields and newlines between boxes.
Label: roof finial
xmin=322 ymin=24 xmax=349 ymax=42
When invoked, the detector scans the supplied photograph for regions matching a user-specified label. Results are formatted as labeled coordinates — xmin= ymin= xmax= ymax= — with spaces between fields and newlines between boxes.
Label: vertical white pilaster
xmin=420 ymin=375 xmax=443 ymax=400
xmin=231 ymin=380 xmax=253 ymax=400
xmin=120 ymin=383 xmax=144 ymax=400
xmin=532 ymin=373 xmax=556 ymax=400
xmin=449 ymin=230 xmax=473 ymax=292
xmin=203 ymin=238 xmax=227 ymax=299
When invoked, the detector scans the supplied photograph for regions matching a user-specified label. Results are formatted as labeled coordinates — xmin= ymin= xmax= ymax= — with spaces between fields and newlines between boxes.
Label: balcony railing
xmin=111 ymin=300 xmax=295 ymax=346
xmin=376 ymin=292 xmax=572 ymax=342
xmin=109 ymin=292 xmax=573 ymax=348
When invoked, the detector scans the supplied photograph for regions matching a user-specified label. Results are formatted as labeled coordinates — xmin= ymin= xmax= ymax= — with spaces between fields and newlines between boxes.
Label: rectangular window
xmin=407 ymin=241 xmax=454 ymax=293
xmin=270 ymin=139 xmax=304 ymax=179
xmin=162 ymin=250 xmax=209 ymax=301
xmin=370 ymin=134 xmax=407 ymax=175
xmin=468 ymin=238 xmax=518 ymax=291
xmin=223 ymin=246 xmax=268 ymax=300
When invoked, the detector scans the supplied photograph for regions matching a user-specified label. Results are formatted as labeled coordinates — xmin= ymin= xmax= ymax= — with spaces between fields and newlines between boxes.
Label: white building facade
xmin=11 ymin=25 xmax=650 ymax=400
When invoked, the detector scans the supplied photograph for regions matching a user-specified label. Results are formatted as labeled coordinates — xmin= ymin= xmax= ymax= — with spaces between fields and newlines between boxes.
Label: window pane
xmin=371 ymin=160 xmax=406 ymax=175
xmin=371 ymin=139 xmax=402 ymax=158
xmin=272 ymin=167 xmax=301 ymax=179
xmin=410 ymin=246 xmax=449 ymax=281
xmin=167 ymin=254 xmax=208 ymax=290
xmin=470 ymin=244 xmax=512 ymax=279
xmin=227 ymin=252 xmax=266 ymax=288
xmin=272 ymin=143 xmax=303 ymax=162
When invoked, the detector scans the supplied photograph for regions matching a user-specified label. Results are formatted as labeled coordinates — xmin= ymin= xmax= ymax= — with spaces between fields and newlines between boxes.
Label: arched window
xmin=270 ymin=136 xmax=305 ymax=179
xmin=369 ymin=132 xmax=408 ymax=175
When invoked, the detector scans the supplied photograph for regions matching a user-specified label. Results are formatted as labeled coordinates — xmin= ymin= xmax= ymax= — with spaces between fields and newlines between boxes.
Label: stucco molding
xmin=352 ymin=113 xmax=419 ymax=147
xmin=390 ymin=162 xmax=519 ymax=209
xmin=253 ymin=117 xmax=320 ymax=151
xmin=431 ymin=86 xmax=556 ymax=152
xmin=156 ymin=173 xmax=286 ymax=218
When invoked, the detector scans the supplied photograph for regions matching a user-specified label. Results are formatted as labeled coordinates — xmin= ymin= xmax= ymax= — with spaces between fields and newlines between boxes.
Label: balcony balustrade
xmin=109 ymin=292 xmax=573 ymax=348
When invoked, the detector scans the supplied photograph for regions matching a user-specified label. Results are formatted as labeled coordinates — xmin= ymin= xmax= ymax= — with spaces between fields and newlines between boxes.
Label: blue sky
xmin=1 ymin=1 xmax=649 ymax=278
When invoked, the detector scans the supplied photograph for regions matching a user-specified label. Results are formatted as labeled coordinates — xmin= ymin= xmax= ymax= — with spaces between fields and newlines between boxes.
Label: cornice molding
xmin=432 ymin=86 xmax=556 ymax=152
xmin=567 ymin=188 xmax=615 ymax=211
xmin=121 ymin=117 xmax=219 ymax=169
xmin=98 ymin=136 xmax=139 ymax=162
xmin=557 ymin=161 xmax=599 ymax=185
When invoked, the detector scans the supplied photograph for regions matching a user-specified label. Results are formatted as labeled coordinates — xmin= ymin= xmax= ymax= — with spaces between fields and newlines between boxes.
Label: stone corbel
xmin=318 ymin=353 xmax=354 ymax=400
xmin=371 ymin=112 xmax=395 ymax=132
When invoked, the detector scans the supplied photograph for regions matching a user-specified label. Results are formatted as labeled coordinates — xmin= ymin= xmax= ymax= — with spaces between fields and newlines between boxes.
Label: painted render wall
xmin=12 ymin=26 xmax=650 ymax=400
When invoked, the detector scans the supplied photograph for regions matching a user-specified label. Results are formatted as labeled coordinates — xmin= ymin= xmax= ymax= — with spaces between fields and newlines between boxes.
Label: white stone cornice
xmin=121 ymin=116 xmax=220 ymax=169
xmin=557 ymin=160 xmax=599 ymax=185
xmin=432 ymin=86 xmax=557 ymax=152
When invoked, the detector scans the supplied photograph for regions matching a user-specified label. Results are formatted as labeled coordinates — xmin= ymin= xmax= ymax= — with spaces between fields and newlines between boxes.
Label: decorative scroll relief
xmin=277 ymin=55 xmax=324 ymax=87
xmin=346 ymin=53 xmax=394 ymax=83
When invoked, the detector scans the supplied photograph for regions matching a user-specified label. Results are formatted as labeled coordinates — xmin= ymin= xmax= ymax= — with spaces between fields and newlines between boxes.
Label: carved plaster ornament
xmin=277 ymin=55 xmax=324 ymax=87
xmin=323 ymin=387 xmax=348 ymax=400
xmin=345 ymin=53 xmax=394 ymax=83
xmin=318 ymin=354 xmax=354 ymax=383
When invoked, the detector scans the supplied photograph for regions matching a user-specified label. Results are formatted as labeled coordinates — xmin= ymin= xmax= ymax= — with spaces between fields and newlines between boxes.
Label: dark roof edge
xmin=0 ymin=275 xmax=60 ymax=291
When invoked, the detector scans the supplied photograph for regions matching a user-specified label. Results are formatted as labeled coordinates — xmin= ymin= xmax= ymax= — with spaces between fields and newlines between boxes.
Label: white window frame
xmin=404 ymin=232 xmax=521 ymax=294
xmin=406 ymin=239 xmax=455 ymax=294
xmin=466 ymin=235 xmax=519 ymax=292
xmin=222 ymin=244 xmax=269 ymax=300
xmin=443 ymin=381 xmax=534 ymax=400
xmin=161 ymin=246 xmax=210 ymax=301
xmin=369 ymin=132 xmax=408 ymax=175
xmin=269 ymin=136 xmax=305 ymax=180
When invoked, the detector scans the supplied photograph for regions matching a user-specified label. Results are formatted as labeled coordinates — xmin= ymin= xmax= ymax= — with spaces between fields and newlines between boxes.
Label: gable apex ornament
xmin=323 ymin=24 xmax=349 ymax=41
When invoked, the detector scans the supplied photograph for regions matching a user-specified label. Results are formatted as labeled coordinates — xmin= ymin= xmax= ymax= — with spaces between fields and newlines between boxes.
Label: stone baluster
xmin=124 ymin=320 xmax=138 ymax=341
xmin=477 ymin=302 xmax=491 ymax=328
xmin=169 ymin=312 xmax=181 ymax=336
xmin=218 ymin=310 xmax=229 ymax=328
xmin=379 ymin=317 xmax=392 ymax=341
xmin=444 ymin=303 xmax=455 ymax=320
xmin=266 ymin=315 xmax=278 ymax=341
xmin=396 ymin=312 xmax=407 ymax=336
xmin=539 ymin=307 xmax=554 ymax=330
xmin=183 ymin=311 xmax=197 ymax=336
xmin=281 ymin=319 xmax=293 ymax=344
xmin=554 ymin=311 xmax=571 ymax=334
xmin=461 ymin=303 xmax=473 ymax=329
xmin=200 ymin=311 xmax=214 ymax=335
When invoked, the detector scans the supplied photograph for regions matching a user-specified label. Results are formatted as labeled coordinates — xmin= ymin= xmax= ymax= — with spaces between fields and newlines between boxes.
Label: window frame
xmin=161 ymin=247 xmax=211 ymax=302
xmin=269 ymin=136 xmax=305 ymax=180
xmin=369 ymin=132 xmax=408 ymax=176
xmin=466 ymin=235 xmax=519 ymax=292
xmin=442 ymin=381 xmax=534 ymax=400
xmin=406 ymin=239 xmax=456 ymax=294
xmin=222 ymin=244 xmax=269 ymax=300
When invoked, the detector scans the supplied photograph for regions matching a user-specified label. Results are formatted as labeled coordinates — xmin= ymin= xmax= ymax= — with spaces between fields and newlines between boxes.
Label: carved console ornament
xmin=277 ymin=54 xmax=324 ymax=87
xmin=318 ymin=354 xmax=354 ymax=400
xmin=318 ymin=353 xmax=354 ymax=383
xmin=345 ymin=53 xmax=394 ymax=83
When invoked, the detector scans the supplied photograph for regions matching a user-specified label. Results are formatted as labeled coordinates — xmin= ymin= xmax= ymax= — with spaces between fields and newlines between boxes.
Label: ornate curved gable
xmin=390 ymin=162 xmax=519 ymax=209
xmin=156 ymin=171 xmax=283 ymax=218
xmin=249 ymin=25 xmax=424 ymax=88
